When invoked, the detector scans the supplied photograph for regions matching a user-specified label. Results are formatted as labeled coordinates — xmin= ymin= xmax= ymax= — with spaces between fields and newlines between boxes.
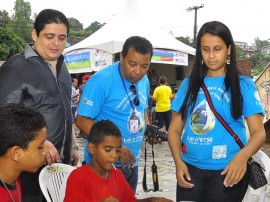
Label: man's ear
xmin=9 ymin=146 xmax=21 ymax=162
xmin=87 ymin=143 xmax=96 ymax=155
xmin=32 ymin=29 xmax=37 ymax=42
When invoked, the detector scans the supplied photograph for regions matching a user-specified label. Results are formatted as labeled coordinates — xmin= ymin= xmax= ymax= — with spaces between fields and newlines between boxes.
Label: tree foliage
xmin=0 ymin=10 xmax=11 ymax=28
xmin=8 ymin=0 xmax=33 ymax=42
xmin=176 ymin=36 xmax=192 ymax=46
xmin=68 ymin=29 xmax=92 ymax=45
xmin=236 ymin=46 xmax=246 ymax=59
xmin=84 ymin=21 xmax=105 ymax=33
xmin=68 ymin=20 xmax=105 ymax=46
xmin=68 ymin=17 xmax=83 ymax=30
xmin=0 ymin=28 xmax=26 ymax=60
xmin=254 ymin=37 xmax=270 ymax=53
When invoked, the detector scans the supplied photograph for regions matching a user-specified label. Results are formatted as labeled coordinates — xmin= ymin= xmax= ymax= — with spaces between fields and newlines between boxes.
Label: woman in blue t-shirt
xmin=168 ymin=21 xmax=266 ymax=202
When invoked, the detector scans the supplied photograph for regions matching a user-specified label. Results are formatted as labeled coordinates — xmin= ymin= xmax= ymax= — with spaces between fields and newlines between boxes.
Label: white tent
xmin=63 ymin=0 xmax=195 ymax=73
xmin=64 ymin=20 xmax=195 ymax=55
xmin=64 ymin=0 xmax=195 ymax=56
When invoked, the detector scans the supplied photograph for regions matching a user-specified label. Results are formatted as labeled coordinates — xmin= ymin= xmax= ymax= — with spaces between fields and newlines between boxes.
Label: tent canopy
xmin=64 ymin=0 xmax=195 ymax=56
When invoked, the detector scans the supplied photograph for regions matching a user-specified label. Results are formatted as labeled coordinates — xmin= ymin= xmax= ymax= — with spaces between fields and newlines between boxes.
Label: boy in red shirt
xmin=64 ymin=120 xmax=172 ymax=202
xmin=0 ymin=104 xmax=47 ymax=202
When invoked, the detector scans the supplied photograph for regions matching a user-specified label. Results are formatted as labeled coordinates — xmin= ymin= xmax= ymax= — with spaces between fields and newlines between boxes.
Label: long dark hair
xmin=179 ymin=21 xmax=242 ymax=120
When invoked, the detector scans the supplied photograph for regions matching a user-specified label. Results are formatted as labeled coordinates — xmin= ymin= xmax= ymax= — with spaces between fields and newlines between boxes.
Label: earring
xmin=201 ymin=60 xmax=204 ymax=65
xmin=226 ymin=56 xmax=230 ymax=65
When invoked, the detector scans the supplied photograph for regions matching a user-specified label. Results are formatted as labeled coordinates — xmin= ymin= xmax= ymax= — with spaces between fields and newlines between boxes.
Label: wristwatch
xmin=72 ymin=145 xmax=79 ymax=150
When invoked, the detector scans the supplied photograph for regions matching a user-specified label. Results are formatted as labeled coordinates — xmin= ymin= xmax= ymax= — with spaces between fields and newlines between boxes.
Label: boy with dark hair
xmin=0 ymin=104 xmax=47 ymax=201
xmin=64 ymin=120 xmax=172 ymax=202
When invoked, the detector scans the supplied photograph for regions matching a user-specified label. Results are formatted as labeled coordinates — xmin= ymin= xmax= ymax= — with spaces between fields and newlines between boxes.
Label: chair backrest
xmin=39 ymin=163 xmax=76 ymax=202
xmin=243 ymin=150 xmax=270 ymax=202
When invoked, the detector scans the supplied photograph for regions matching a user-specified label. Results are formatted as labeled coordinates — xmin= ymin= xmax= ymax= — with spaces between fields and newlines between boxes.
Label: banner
xmin=151 ymin=49 xmax=188 ymax=66
xmin=64 ymin=49 xmax=113 ymax=73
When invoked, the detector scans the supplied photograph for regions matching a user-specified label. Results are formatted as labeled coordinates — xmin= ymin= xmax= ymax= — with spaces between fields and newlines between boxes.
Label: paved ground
xmin=76 ymin=136 xmax=270 ymax=202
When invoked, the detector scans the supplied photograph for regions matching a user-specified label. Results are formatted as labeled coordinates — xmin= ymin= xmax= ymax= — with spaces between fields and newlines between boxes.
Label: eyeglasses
xmin=129 ymin=84 xmax=139 ymax=106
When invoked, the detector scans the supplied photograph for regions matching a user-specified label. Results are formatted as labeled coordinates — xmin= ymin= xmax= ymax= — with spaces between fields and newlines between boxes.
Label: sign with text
xmin=64 ymin=49 xmax=113 ymax=73
xmin=151 ymin=49 xmax=188 ymax=66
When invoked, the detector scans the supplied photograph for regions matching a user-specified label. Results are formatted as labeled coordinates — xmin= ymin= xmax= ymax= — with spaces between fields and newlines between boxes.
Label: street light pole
xmin=187 ymin=4 xmax=204 ymax=47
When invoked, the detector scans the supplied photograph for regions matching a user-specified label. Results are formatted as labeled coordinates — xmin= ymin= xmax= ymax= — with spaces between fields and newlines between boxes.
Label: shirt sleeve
xmin=77 ymin=75 xmax=106 ymax=119
xmin=240 ymin=76 xmax=265 ymax=118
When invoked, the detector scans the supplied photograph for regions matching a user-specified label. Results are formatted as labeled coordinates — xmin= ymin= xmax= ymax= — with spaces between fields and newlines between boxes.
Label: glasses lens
xmin=129 ymin=84 xmax=136 ymax=94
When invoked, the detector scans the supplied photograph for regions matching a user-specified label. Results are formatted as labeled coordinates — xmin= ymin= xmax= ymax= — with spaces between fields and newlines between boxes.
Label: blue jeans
xmin=176 ymin=162 xmax=250 ymax=202
xmin=118 ymin=166 xmax=138 ymax=193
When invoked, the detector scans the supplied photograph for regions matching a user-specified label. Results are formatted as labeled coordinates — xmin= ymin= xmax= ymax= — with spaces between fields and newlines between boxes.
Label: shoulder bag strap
xmin=201 ymin=82 xmax=245 ymax=149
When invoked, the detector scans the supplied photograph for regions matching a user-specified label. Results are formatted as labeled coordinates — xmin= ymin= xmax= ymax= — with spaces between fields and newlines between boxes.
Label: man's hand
xmin=70 ymin=147 xmax=80 ymax=166
xmin=44 ymin=140 xmax=60 ymax=165
xmin=118 ymin=146 xmax=136 ymax=168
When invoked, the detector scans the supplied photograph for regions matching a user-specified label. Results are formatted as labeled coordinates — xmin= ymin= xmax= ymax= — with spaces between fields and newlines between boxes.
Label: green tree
xmin=9 ymin=0 xmax=33 ymax=42
xmin=85 ymin=21 xmax=105 ymax=33
xmin=0 ymin=10 xmax=11 ymax=28
xmin=254 ymin=37 xmax=270 ymax=53
xmin=68 ymin=17 xmax=83 ymax=31
xmin=68 ymin=29 xmax=92 ymax=45
xmin=236 ymin=46 xmax=246 ymax=59
xmin=176 ymin=36 xmax=192 ymax=46
xmin=0 ymin=28 xmax=26 ymax=61
xmin=68 ymin=21 xmax=104 ymax=45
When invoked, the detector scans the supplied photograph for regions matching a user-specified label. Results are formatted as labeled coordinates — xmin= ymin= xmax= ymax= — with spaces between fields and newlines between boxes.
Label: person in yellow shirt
xmin=152 ymin=76 xmax=172 ymax=130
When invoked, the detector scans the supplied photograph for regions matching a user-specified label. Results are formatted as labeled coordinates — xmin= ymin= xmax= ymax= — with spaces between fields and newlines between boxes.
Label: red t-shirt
xmin=0 ymin=178 xmax=22 ymax=202
xmin=64 ymin=165 xmax=136 ymax=202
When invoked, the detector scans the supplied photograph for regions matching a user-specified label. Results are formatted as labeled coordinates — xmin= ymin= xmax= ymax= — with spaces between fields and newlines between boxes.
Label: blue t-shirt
xmin=171 ymin=75 xmax=264 ymax=170
xmin=78 ymin=62 xmax=150 ymax=167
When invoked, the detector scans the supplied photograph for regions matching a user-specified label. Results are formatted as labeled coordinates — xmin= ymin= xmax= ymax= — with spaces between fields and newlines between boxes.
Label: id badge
xmin=129 ymin=112 xmax=140 ymax=135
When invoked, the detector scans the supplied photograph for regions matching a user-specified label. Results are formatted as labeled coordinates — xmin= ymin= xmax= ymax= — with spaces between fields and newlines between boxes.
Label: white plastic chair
xmin=39 ymin=163 xmax=76 ymax=202
xmin=243 ymin=150 xmax=270 ymax=202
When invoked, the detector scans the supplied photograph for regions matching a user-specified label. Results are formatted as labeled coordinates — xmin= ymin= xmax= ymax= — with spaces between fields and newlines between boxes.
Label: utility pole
xmin=187 ymin=4 xmax=204 ymax=47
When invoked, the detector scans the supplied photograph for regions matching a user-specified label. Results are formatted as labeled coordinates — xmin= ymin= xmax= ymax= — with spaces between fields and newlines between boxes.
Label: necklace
xmin=0 ymin=178 xmax=20 ymax=202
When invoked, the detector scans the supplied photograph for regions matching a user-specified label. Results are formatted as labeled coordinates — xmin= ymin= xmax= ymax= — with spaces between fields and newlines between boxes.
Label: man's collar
xmin=24 ymin=44 xmax=38 ymax=59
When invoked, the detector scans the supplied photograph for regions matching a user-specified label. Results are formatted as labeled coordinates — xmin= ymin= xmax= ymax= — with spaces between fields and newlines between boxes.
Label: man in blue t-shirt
xmin=76 ymin=36 xmax=153 ymax=192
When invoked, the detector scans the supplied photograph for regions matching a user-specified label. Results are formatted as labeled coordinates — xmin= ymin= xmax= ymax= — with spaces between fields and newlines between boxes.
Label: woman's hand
xmin=221 ymin=153 xmax=248 ymax=187
xmin=176 ymin=161 xmax=194 ymax=188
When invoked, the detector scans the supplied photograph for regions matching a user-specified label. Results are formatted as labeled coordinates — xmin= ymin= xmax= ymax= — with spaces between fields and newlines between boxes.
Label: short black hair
xmin=88 ymin=120 xmax=121 ymax=145
xmin=34 ymin=9 xmax=69 ymax=36
xmin=122 ymin=36 xmax=153 ymax=59
xmin=0 ymin=104 xmax=47 ymax=156
xmin=159 ymin=76 xmax=167 ymax=84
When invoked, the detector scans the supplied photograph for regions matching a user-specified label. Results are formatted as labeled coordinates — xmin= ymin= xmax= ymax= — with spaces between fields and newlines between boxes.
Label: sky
xmin=1 ymin=0 xmax=269 ymax=45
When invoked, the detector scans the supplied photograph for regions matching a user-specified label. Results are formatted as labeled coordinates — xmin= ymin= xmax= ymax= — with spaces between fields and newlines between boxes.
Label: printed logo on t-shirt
xmin=212 ymin=145 xmax=227 ymax=159
xmin=190 ymin=100 xmax=215 ymax=135
xmin=83 ymin=98 xmax=93 ymax=106
xmin=254 ymin=91 xmax=263 ymax=106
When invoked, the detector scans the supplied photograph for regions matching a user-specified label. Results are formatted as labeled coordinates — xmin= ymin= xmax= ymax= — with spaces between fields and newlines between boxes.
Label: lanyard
xmin=118 ymin=64 xmax=137 ymax=111
xmin=142 ymin=140 xmax=159 ymax=192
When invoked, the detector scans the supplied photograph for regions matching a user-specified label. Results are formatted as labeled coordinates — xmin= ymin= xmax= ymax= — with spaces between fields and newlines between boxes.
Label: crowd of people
xmin=0 ymin=7 xmax=266 ymax=202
